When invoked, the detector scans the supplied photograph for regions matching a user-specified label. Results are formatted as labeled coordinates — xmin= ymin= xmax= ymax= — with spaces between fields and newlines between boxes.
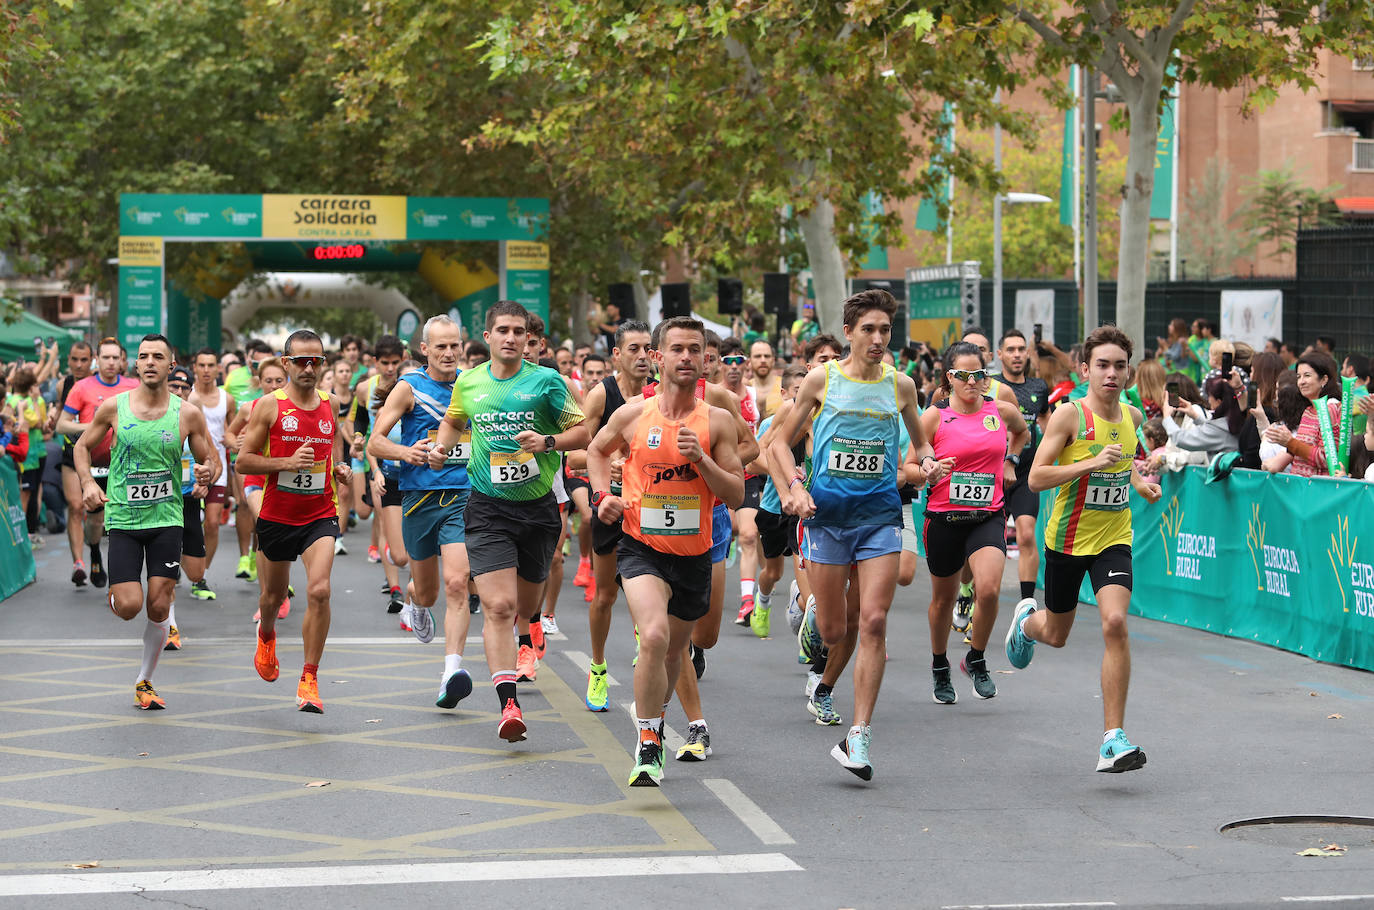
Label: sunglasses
xmin=169 ymin=381 xmax=190 ymax=390
xmin=721 ymin=355 xmax=746 ymax=366
xmin=948 ymin=368 xmax=990 ymax=384
xmin=284 ymin=355 xmax=325 ymax=368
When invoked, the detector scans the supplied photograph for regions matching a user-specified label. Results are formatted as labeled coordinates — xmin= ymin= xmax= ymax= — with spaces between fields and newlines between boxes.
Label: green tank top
xmin=107 ymin=393 xmax=183 ymax=531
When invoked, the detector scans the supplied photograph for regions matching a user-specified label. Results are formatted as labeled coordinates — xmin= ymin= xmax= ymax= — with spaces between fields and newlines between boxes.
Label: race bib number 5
xmin=491 ymin=451 xmax=535 ymax=486
xmin=1085 ymin=470 xmax=1130 ymax=511
xmin=639 ymin=494 xmax=702 ymax=536
xmin=948 ymin=471 xmax=995 ymax=507
xmin=279 ymin=461 xmax=327 ymax=495
xmin=126 ymin=471 xmax=175 ymax=503
xmin=827 ymin=437 xmax=885 ymax=479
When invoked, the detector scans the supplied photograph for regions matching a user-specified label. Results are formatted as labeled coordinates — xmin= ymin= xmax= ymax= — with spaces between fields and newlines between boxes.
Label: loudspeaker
xmin=660 ymin=282 xmax=691 ymax=318
xmin=763 ymin=272 xmax=791 ymax=316
xmin=607 ymin=283 xmax=635 ymax=319
xmin=717 ymin=277 xmax=744 ymax=316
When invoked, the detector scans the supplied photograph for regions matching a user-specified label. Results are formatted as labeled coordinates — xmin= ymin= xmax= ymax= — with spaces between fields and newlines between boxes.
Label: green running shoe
xmin=190 ymin=579 xmax=216 ymax=601
xmin=628 ymin=738 xmax=664 ymax=787
xmin=750 ymin=603 xmax=771 ymax=638
xmin=585 ymin=664 xmax=609 ymax=712
xmin=235 ymin=555 xmax=251 ymax=580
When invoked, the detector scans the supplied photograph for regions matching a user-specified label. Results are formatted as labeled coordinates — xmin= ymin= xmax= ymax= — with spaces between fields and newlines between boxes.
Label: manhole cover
xmin=1220 ymin=816 xmax=1374 ymax=850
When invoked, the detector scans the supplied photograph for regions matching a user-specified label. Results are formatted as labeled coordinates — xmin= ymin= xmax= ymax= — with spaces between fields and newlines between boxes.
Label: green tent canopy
xmin=0 ymin=309 xmax=86 ymax=364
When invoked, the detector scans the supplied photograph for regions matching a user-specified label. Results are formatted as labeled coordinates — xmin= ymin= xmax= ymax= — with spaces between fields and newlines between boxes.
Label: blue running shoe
xmin=1097 ymin=730 xmax=1147 ymax=773
xmin=435 ymin=668 xmax=473 ymax=709
xmin=1004 ymin=597 xmax=1038 ymax=670
xmin=797 ymin=596 xmax=823 ymax=664
xmin=807 ymin=689 xmax=841 ymax=725
xmin=831 ymin=725 xmax=872 ymax=781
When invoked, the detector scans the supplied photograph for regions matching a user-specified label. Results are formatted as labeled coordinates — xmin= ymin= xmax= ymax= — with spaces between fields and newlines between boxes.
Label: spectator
xmin=1133 ymin=358 xmax=1167 ymax=420
xmin=1262 ymin=351 xmax=1343 ymax=477
xmin=791 ymin=302 xmax=820 ymax=347
xmin=1156 ymin=318 xmax=1198 ymax=382
xmin=7 ymin=368 xmax=48 ymax=543
xmin=1314 ymin=336 xmax=1336 ymax=357
xmin=1349 ymin=417 xmax=1374 ymax=480
xmin=1162 ymin=375 xmax=1244 ymax=460
xmin=591 ymin=299 xmax=623 ymax=355
xmin=0 ymin=406 xmax=29 ymax=470
xmin=1188 ymin=318 xmax=1216 ymax=379
xmin=1279 ymin=341 xmax=1301 ymax=370
xmin=1201 ymin=339 xmax=1248 ymax=388
xmin=1237 ymin=352 xmax=1285 ymax=469
xmin=1264 ymin=338 xmax=1282 ymax=354
xmin=1341 ymin=352 xmax=1371 ymax=439
xmin=742 ymin=312 xmax=768 ymax=350
xmin=1256 ymin=384 xmax=1308 ymax=473
xmin=1137 ymin=417 xmax=1168 ymax=484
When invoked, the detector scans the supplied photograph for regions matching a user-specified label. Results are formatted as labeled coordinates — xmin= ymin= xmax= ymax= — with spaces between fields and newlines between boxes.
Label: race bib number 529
xmin=490 ymin=451 xmax=535 ymax=485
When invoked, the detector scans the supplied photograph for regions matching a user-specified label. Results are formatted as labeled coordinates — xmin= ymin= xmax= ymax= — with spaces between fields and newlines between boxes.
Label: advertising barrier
xmin=0 ymin=457 xmax=35 ymax=601
xmin=1036 ymin=466 xmax=1374 ymax=671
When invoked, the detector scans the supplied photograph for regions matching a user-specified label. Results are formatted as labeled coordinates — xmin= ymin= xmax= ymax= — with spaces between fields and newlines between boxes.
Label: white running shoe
xmin=541 ymin=614 xmax=559 ymax=635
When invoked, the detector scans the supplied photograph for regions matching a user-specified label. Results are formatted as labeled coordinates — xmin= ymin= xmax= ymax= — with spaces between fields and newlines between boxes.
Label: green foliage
xmin=1179 ymin=157 xmax=1254 ymax=278
xmin=240 ymin=307 xmax=383 ymax=343
xmin=1240 ymin=162 xmax=1341 ymax=257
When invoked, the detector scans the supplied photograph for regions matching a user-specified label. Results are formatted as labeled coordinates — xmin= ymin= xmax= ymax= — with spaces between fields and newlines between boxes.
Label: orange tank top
xmin=622 ymin=397 xmax=714 ymax=556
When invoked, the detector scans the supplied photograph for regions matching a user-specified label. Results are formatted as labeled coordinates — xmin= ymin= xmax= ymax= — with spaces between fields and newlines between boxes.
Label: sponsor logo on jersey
xmin=281 ymin=415 xmax=299 ymax=432
xmin=646 ymin=426 xmax=662 ymax=449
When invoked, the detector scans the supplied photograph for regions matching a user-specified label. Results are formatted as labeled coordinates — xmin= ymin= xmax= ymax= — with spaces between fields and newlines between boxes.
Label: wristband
xmin=788 ymin=477 xmax=803 ymax=488
xmin=920 ymin=455 xmax=937 ymax=468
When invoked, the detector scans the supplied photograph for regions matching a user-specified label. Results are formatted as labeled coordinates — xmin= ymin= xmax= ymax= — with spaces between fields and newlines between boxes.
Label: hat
xmin=1205 ymin=450 xmax=1240 ymax=485
xmin=170 ymin=366 xmax=192 ymax=384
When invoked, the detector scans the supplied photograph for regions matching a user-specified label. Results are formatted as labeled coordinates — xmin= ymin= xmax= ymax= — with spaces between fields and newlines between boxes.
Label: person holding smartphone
xmin=1161 ymin=375 xmax=1245 ymax=460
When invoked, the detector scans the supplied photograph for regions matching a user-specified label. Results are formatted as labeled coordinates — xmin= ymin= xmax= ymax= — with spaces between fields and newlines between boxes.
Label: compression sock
xmin=493 ymin=672 xmax=518 ymax=708
xmin=931 ymin=652 xmax=949 ymax=671
xmin=814 ymin=682 xmax=833 ymax=700
xmin=138 ymin=617 xmax=170 ymax=683
xmin=1021 ymin=580 xmax=1036 ymax=599
xmin=301 ymin=662 xmax=319 ymax=681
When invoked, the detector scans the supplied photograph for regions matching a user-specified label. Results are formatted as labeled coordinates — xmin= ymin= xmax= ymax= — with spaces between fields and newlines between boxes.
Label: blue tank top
xmin=807 ymin=361 xmax=902 ymax=528
xmin=758 ymin=415 xmax=781 ymax=514
xmin=180 ymin=440 xmax=195 ymax=496
xmin=398 ymin=368 xmax=471 ymax=492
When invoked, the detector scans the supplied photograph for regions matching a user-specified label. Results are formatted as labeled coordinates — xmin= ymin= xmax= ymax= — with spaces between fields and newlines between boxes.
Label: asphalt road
xmin=2 ymin=517 xmax=1373 ymax=909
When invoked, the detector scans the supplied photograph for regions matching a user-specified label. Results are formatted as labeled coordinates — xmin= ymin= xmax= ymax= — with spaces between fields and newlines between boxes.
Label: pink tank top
xmin=926 ymin=397 xmax=1007 ymax=513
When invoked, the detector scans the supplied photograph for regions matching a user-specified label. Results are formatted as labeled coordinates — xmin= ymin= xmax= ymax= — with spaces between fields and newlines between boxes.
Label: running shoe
xmin=381 ymin=580 xmax=393 ymax=594
xmin=367 ymin=545 xmax=381 ymax=564
xmin=190 ymin=579 xmax=216 ymax=601
xmin=724 ymin=539 xmax=738 ymax=568
xmin=254 ymin=632 xmax=279 ymax=682
xmin=584 ymin=579 xmax=595 ymax=603
xmin=516 ymin=643 xmax=538 ymax=682
xmin=952 ymin=589 xmax=974 ymax=633
xmin=71 ymin=559 xmax=87 ymax=587
xmin=334 ymin=536 xmax=347 ymax=556
xmin=573 ymin=558 xmax=593 ymax=588
xmin=435 ymin=668 xmax=473 ymax=709
xmin=805 ymin=670 xmax=821 ymax=699
xmin=411 ymin=605 xmax=435 ymax=644
xmin=530 ymin=619 xmax=547 ymax=659
xmin=831 ymin=725 xmax=873 ymax=781
xmin=960 ymin=654 xmax=997 ymax=699
xmin=585 ymin=665 xmax=609 ymax=712
xmin=629 ymin=736 xmax=664 ymax=786
xmin=399 ymin=607 xmax=414 ymax=633
xmin=498 ymin=698 xmax=527 ymax=742
xmin=277 ymin=596 xmax=290 ymax=620
xmin=1004 ymin=597 xmax=1038 ymax=670
xmin=90 ymin=557 xmax=107 ymax=589
xmin=690 ymin=642 xmax=706 ymax=680
xmin=733 ymin=595 xmax=754 ymax=626
xmin=808 ymin=688 xmax=841 ymax=725
xmin=541 ymin=614 xmax=559 ymax=635
xmin=247 ymin=558 xmax=258 ymax=584
xmin=386 ymin=587 xmax=404 ymax=614
xmin=797 ymin=597 xmax=823 ymax=664
xmin=163 ymin=626 xmax=181 ymax=652
xmin=236 ymin=555 xmax=251 ymax=579
xmin=932 ymin=665 xmax=957 ymax=704
xmin=750 ymin=602 xmax=771 ymax=638
xmin=28 ymin=533 xmax=44 ymax=550
xmin=676 ymin=723 xmax=711 ymax=761
xmin=1097 ymin=730 xmax=1147 ymax=773
xmin=296 ymin=674 xmax=323 ymax=713
xmin=347 ymin=510 xmax=357 ymax=530
xmin=786 ymin=580 xmax=803 ymax=636
xmin=469 ymin=592 xmax=481 ymax=614
xmin=134 ymin=680 xmax=166 ymax=710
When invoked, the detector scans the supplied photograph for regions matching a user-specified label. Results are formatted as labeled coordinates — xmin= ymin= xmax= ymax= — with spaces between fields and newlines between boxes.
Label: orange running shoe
xmin=254 ymin=632 xmax=279 ymax=682
xmin=498 ymin=698 xmax=526 ymax=742
xmin=163 ymin=626 xmax=181 ymax=651
xmin=573 ymin=557 xmax=592 ymax=588
xmin=516 ymin=643 xmax=538 ymax=682
xmin=134 ymin=680 xmax=166 ymax=710
xmin=277 ymin=596 xmax=291 ymax=619
xmin=296 ymin=673 xmax=323 ymax=713
xmin=584 ymin=579 xmax=595 ymax=603
xmin=530 ymin=619 xmax=547 ymax=660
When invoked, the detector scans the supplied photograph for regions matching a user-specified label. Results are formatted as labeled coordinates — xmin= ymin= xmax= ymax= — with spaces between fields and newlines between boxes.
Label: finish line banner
xmin=1037 ymin=467 xmax=1374 ymax=672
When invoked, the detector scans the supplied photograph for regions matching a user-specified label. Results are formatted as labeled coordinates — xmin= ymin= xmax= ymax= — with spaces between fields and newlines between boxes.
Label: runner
xmin=369 ymin=316 xmax=475 ymax=706
xmin=1008 ymin=325 xmax=1162 ymax=772
xmin=57 ymin=338 xmax=139 ymax=589
xmin=327 ymin=356 xmax=364 ymax=558
xmin=226 ymin=341 xmax=274 ymax=582
xmin=748 ymin=338 xmax=783 ymax=419
xmin=52 ymin=341 xmax=93 ymax=584
xmin=364 ymin=363 xmax=417 ymax=622
xmin=995 ymin=329 xmax=1052 ymax=609
xmin=749 ymin=363 xmax=808 ymax=642
xmin=919 ymin=342 xmax=1029 ymax=704
xmin=769 ymin=289 xmax=929 ymax=781
xmin=587 ymin=316 xmax=744 ymax=786
xmin=168 ymin=367 xmax=208 ymax=649
xmin=568 ymin=353 xmax=607 ymax=598
xmin=235 ymin=331 xmax=351 ymax=714
xmin=344 ymin=337 xmax=404 ymax=564
xmin=74 ymin=335 xmax=219 ymax=710
xmin=435 ymin=301 xmax=588 ymax=741
xmin=717 ymin=338 xmax=762 ymax=627
xmin=188 ymin=348 xmax=236 ymax=599
xmin=573 ymin=322 xmax=653 ymax=711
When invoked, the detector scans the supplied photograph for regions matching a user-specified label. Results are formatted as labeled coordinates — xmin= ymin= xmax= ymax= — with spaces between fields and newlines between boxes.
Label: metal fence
xmin=1296 ymin=226 xmax=1374 ymax=355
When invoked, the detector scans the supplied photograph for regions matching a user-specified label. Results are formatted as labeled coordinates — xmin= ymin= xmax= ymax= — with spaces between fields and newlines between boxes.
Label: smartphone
xmin=1033 ymin=323 xmax=1043 ymax=345
xmin=1221 ymin=351 xmax=1234 ymax=379
xmin=45 ymin=336 xmax=54 ymax=346
xmin=31 ymin=336 xmax=41 ymax=349
xmin=1246 ymin=384 xmax=1257 ymax=411
xmin=1166 ymin=380 xmax=1181 ymax=407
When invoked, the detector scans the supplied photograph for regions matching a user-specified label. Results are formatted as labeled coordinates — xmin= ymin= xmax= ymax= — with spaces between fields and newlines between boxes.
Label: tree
xmin=0 ymin=1 xmax=65 ymax=142
xmin=1013 ymin=0 xmax=1374 ymax=357
xmin=1240 ymin=161 xmax=1341 ymax=260
xmin=1179 ymin=156 xmax=1253 ymax=278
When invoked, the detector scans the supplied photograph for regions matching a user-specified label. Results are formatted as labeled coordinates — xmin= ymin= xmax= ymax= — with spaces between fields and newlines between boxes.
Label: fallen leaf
xmin=305 ymin=780 xmax=331 ymax=788
xmin=1296 ymin=848 xmax=1345 ymax=857
xmin=137 ymin=752 xmax=149 ymax=757
xmin=1329 ymin=713 xmax=1344 ymax=719
xmin=364 ymin=719 xmax=381 ymax=724
xmin=65 ymin=862 xmax=100 ymax=869
xmin=333 ymin=680 xmax=349 ymax=684
xmin=1323 ymin=843 xmax=1348 ymax=852
xmin=1310 ymin=692 xmax=1320 ymax=697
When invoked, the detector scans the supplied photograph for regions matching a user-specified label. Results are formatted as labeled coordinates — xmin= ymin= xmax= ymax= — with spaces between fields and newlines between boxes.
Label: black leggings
xmin=21 ymin=456 xmax=45 ymax=534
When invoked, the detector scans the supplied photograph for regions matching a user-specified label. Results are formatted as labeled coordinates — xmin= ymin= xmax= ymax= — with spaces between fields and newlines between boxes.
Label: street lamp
xmin=992 ymin=189 xmax=1052 ymax=342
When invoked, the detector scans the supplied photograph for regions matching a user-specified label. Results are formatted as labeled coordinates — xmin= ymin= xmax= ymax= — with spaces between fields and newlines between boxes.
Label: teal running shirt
xmin=808 ymin=361 xmax=902 ymax=528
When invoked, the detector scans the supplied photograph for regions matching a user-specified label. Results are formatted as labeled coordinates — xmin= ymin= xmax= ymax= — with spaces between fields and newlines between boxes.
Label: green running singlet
xmin=106 ymin=393 xmax=184 ymax=531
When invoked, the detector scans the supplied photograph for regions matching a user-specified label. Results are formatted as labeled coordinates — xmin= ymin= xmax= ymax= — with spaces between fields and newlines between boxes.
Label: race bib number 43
xmin=126 ymin=471 xmax=175 ymax=503
xmin=948 ymin=471 xmax=995 ymax=507
xmin=827 ymin=437 xmax=885 ymax=479
xmin=639 ymin=494 xmax=702 ymax=536
xmin=1085 ymin=470 xmax=1130 ymax=511
xmin=279 ymin=461 xmax=327 ymax=495
xmin=491 ymin=451 xmax=535 ymax=486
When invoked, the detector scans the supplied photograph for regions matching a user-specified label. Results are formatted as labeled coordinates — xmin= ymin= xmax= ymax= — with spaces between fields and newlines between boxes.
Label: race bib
xmin=827 ymin=437 xmax=885 ymax=479
xmin=1085 ymin=470 xmax=1130 ymax=511
xmin=639 ymin=493 xmax=702 ymax=536
xmin=490 ymin=451 xmax=536 ymax=486
xmin=90 ymin=465 xmax=109 ymax=479
xmin=427 ymin=429 xmax=471 ymax=467
xmin=948 ymin=471 xmax=995 ymax=507
xmin=279 ymin=461 xmax=327 ymax=495
xmin=126 ymin=470 xmax=176 ymax=504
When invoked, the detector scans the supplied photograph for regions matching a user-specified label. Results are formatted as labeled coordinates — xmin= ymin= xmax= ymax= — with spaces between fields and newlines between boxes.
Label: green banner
xmin=121 ymin=194 xmax=263 ymax=238
xmin=0 ymin=457 xmax=34 ymax=601
xmin=905 ymin=276 xmax=962 ymax=351
xmin=406 ymin=197 xmax=549 ymax=241
xmin=450 ymin=285 xmax=500 ymax=340
xmin=1150 ymin=85 xmax=1176 ymax=221
xmin=1036 ymin=467 xmax=1374 ymax=672
xmin=1059 ymin=65 xmax=1077 ymax=227
xmin=506 ymin=269 xmax=550 ymax=325
xmin=119 ymin=265 xmax=163 ymax=355
xmin=166 ymin=285 xmax=220 ymax=353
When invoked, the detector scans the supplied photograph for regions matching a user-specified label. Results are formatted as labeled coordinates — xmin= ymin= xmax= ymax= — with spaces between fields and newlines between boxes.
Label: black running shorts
xmin=740 ymin=474 xmax=764 ymax=511
xmin=256 ymin=516 xmax=340 ymax=564
xmin=593 ymin=514 xmax=623 ymax=557
xmin=1043 ymin=544 xmax=1133 ymax=614
xmin=181 ymin=494 xmax=205 ymax=559
xmin=616 ymin=534 xmax=711 ymax=622
xmin=1005 ymin=477 xmax=1039 ymax=521
xmin=756 ymin=508 xmax=799 ymax=560
xmin=923 ymin=510 xmax=1006 ymax=579
xmin=465 ymin=489 xmax=561 ymax=583
xmin=108 ymin=526 xmax=184 ymax=585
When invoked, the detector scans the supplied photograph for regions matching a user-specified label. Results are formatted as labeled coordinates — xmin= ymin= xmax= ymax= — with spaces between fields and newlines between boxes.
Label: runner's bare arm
xmin=235 ymin=397 xmax=307 ymax=475
xmin=694 ymin=406 xmax=744 ymax=509
xmin=73 ymin=398 xmax=116 ymax=509
xmin=997 ymin=399 xmax=1031 ymax=456
xmin=996 ymin=382 xmax=1018 ymax=406
xmin=769 ymin=368 xmax=826 ymax=518
xmin=333 ymin=414 xmax=352 ymax=485
xmin=183 ymin=405 xmax=219 ymax=487
xmin=587 ymin=402 xmax=639 ymax=522
xmin=704 ymin=383 xmax=760 ymax=465
xmin=1028 ymin=403 xmax=1120 ymax=492
xmin=366 ymin=381 xmax=426 ymax=465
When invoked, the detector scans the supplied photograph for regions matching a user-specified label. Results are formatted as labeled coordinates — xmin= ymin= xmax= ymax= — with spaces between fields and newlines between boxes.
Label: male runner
xmin=717 ymin=338 xmax=762 ymax=625
xmin=369 ymin=316 xmax=475 ymax=707
xmin=588 ymin=316 xmax=743 ymax=786
xmin=748 ymin=338 xmax=783 ymax=419
xmin=435 ymin=301 xmax=588 ymax=741
xmin=343 ymin=336 xmax=404 ymax=557
xmin=1009 ymin=325 xmax=1162 ymax=772
xmin=58 ymin=338 xmax=139 ymax=588
xmin=188 ymin=348 xmax=235 ymax=597
xmin=74 ymin=335 xmax=218 ymax=710
xmin=52 ymin=341 xmax=92 ymax=585
xmin=770 ymin=289 xmax=929 ymax=780
xmin=168 ymin=367 xmax=209 ymax=648
xmin=750 ymin=363 xmax=808 ymax=640
xmin=572 ymin=322 xmax=653 ymax=711
xmin=996 ymin=329 xmax=1051 ymax=607
xmin=569 ymin=353 xmax=607 ymax=593
xmin=236 ymin=330 xmax=351 ymax=714
xmin=227 ymin=340 xmax=274 ymax=580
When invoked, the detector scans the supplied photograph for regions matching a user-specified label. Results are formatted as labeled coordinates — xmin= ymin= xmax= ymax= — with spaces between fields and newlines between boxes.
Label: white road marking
xmin=0 ymin=854 xmax=803 ymax=896
xmin=702 ymin=778 xmax=795 ymax=845
xmin=942 ymin=904 xmax=1116 ymax=909
xmin=563 ymin=649 xmax=620 ymax=686
xmin=1283 ymin=897 xmax=1374 ymax=904
xmin=619 ymin=701 xmax=685 ymax=754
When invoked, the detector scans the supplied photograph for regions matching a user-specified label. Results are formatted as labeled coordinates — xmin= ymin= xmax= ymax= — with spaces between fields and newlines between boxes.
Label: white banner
xmin=1220 ymin=289 xmax=1283 ymax=351
xmin=1014 ymin=289 xmax=1055 ymax=345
